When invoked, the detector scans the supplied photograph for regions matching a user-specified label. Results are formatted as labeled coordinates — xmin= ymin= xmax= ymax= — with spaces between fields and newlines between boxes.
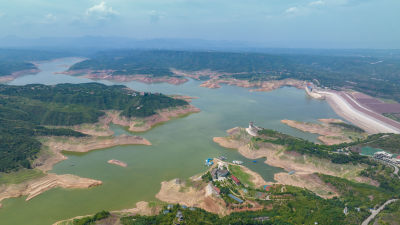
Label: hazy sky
xmin=1 ymin=0 xmax=399 ymax=48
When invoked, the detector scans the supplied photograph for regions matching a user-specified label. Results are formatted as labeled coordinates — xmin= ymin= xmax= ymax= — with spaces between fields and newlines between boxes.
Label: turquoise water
xmin=0 ymin=58 xmax=341 ymax=225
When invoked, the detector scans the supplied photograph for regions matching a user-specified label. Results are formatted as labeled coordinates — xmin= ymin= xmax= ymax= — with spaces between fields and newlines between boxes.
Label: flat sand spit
xmin=281 ymin=119 xmax=359 ymax=145
xmin=108 ymin=159 xmax=127 ymax=167
xmin=0 ymin=173 xmax=101 ymax=203
xmin=105 ymin=105 xmax=200 ymax=132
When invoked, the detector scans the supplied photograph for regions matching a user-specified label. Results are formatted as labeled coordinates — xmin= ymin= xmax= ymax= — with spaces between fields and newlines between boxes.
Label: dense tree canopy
xmin=0 ymin=83 xmax=187 ymax=172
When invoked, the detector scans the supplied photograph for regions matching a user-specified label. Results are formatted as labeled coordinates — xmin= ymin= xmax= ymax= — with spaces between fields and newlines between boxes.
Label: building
xmin=246 ymin=122 xmax=261 ymax=136
xmin=211 ymin=167 xmax=229 ymax=181
xmin=231 ymin=175 xmax=241 ymax=185
xmin=374 ymin=151 xmax=393 ymax=160
xmin=228 ymin=194 xmax=243 ymax=203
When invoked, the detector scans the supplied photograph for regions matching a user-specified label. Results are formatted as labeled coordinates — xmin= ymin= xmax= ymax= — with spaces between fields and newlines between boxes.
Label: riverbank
xmin=0 ymin=134 xmax=151 ymax=205
xmin=61 ymin=69 xmax=188 ymax=85
xmin=199 ymin=78 xmax=305 ymax=92
xmin=281 ymin=118 xmax=367 ymax=145
xmin=104 ymin=105 xmax=200 ymax=132
xmin=0 ymin=173 xmax=101 ymax=205
xmin=155 ymin=160 xmax=268 ymax=215
xmin=0 ymin=69 xmax=40 ymax=83
xmin=213 ymin=127 xmax=375 ymax=198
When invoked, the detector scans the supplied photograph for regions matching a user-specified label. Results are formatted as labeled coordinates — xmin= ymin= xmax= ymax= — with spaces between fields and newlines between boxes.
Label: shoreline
xmin=0 ymin=133 xmax=151 ymax=205
xmin=213 ymin=127 xmax=375 ymax=198
xmin=281 ymin=118 xmax=366 ymax=145
xmin=104 ymin=105 xmax=200 ymax=132
xmin=155 ymin=159 xmax=267 ymax=215
xmin=61 ymin=69 xmax=189 ymax=85
xmin=0 ymin=69 xmax=40 ymax=83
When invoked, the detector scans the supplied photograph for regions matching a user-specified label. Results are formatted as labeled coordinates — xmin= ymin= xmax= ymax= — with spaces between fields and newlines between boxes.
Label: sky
xmin=0 ymin=0 xmax=399 ymax=48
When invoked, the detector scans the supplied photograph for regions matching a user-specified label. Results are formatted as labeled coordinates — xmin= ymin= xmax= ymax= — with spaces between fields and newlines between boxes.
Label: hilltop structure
xmin=246 ymin=122 xmax=261 ymax=136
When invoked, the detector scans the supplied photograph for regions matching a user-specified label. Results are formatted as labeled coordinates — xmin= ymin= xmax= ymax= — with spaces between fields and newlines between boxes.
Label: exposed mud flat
xmin=107 ymin=159 xmax=128 ymax=167
xmin=0 ymin=173 xmax=101 ymax=203
xmin=104 ymin=105 xmax=200 ymax=132
xmin=281 ymin=118 xmax=366 ymax=145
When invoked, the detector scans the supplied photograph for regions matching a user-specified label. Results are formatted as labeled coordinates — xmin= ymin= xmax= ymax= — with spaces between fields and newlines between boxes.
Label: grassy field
xmin=0 ymin=169 xmax=45 ymax=185
xmin=228 ymin=165 xmax=254 ymax=188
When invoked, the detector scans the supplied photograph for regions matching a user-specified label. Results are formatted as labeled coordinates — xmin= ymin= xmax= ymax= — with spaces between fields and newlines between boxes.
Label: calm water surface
xmin=0 ymin=58 xmax=341 ymax=225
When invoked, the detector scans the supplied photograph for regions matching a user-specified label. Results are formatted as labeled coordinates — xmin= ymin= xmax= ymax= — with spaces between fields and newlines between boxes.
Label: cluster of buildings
xmin=373 ymin=151 xmax=400 ymax=165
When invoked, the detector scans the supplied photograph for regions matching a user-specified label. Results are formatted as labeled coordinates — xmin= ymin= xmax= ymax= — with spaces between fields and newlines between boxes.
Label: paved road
xmin=361 ymin=199 xmax=398 ymax=225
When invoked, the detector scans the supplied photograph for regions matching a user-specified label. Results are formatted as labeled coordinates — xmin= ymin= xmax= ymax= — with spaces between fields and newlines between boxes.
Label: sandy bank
xmin=108 ymin=159 xmax=127 ymax=167
xmin=53 ymin=201 xmax=159 ymax=225
xmin=155 ymin=178 xmax=227 ymax=215
xmin=281 ymin=119 xmax=366 ymax=145
xmin=34 ymin=135 xmax=150 ymax=173
xmin=44 ymin=135 xmax=151 ymax=153
xmin=200 ymin=78 xmax=305 ymax=92
xmin=0 ymin=173 xmax=101 ymax=203
xmin=63 ymin=69 xmax=188 ymax=85
xmin=273 ymin=172 xmax=338 ymax=198
xmin=105 ymin=105 xmax=200 ymax=132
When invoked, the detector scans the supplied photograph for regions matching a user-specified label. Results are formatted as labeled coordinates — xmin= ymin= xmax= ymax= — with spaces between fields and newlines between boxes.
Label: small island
xmin=107 ymin=159 xmax=128 ymax=167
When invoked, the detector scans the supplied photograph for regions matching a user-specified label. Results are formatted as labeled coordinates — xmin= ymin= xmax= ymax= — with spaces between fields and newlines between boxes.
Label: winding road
xmin=361 ymin=199 xmax=398 ymax=225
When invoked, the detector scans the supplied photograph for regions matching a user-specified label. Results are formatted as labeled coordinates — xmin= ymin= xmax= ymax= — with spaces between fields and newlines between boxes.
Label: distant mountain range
xmin=1 ymin=36 xmax=399 ymax=58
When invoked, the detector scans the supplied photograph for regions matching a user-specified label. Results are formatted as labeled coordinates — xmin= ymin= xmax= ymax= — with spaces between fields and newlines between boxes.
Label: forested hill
xmin=0 ymin=83 xmax=187 ymax=172
xmin=0 ymin=49 xmax=71 ymax=76
xmin=70 ymin=50 xmax=400 ymax=102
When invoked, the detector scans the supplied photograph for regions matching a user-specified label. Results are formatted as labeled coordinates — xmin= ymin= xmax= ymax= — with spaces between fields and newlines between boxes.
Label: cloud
xmin=284 ymin=0 xmax=366 ymax=17
xmin=148 ymin=10 xmax=165 ymax=23
xmin=0 ymin=12 xmax=4 ymax=18
xmin=285 ymin=7 xmax=300 ymax=15
xmin=309 ymin=0 xmax=325 ymax=6
xmin=41 ymin=13 xmax=57 ymax=24
xmin=86 ymin=1 xmax=119 ymax=20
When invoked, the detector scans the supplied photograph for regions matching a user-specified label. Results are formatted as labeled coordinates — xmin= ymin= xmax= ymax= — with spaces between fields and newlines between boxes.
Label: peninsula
xmin=0 ymin=82 xmax=198 ymax=204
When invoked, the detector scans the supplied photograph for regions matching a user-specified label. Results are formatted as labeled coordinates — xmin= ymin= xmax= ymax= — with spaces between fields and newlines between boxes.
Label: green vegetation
xmin=359 ymin=133 xmax=400 ymax=154
xmin=0 ymin=49 xmax=70 ymax=76
xmin=0 ymin=169 xmax=45 ymax=185
xmin=330 ymin=122 xmax=365 ymax=133
xmin=72 ymin=211 xmax=110 ymax=225
xmin=371 ymin=200 xmax=400 ymax=225
xmin=228 ymin=165 xmax=254 ymax=188
xmin=318 ymin=172 xmax=400 ymax=224
xmin=71 ymin=50 xmax=400 ymax=102
xmin=383 ymin=113 xmax=400 ymax=123
xmin=256 ymin=128 xmax=371 ymax=165
xmin=0 ymin=83 xmax=187 ymax=172
xmin=360 ymin=164 xmax=400 ymax=193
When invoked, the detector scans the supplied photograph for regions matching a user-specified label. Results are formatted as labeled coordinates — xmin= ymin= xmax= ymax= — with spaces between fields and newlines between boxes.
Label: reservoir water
xmin=1 ymin=58 xmax=341 ymax=225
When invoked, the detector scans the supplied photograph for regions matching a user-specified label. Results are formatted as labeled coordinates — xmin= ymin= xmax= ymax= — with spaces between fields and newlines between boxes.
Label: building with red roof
xmin=231 ymin=175 xmax=241 ymax=185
